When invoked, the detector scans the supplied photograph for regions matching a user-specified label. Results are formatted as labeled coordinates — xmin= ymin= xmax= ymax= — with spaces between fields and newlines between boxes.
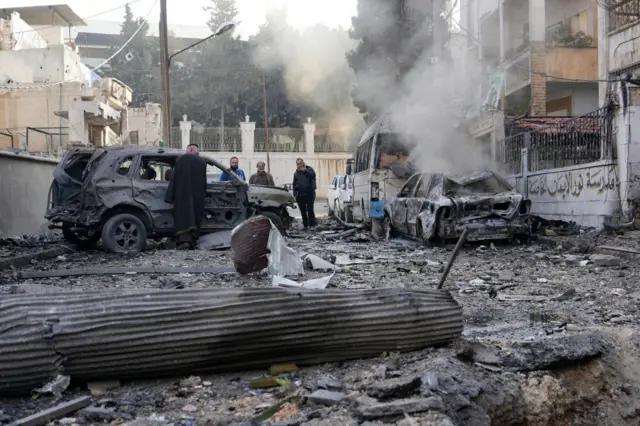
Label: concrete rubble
xmin=2 ymin=217 xmax=640 ymax=425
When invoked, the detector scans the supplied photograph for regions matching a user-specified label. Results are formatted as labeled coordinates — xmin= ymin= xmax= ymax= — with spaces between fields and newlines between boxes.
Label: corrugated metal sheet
xmin=0 ymin=287 xmax=463 ymax=395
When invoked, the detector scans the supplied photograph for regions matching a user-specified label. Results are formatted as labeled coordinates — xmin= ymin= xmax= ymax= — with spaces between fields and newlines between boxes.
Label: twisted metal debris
xmin=0 ymin=287 xmax=462 ymax=395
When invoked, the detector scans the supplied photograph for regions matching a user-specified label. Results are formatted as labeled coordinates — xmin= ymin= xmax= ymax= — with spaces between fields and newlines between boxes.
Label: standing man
xmin=249 ymin=161 xmax=275 ymax=186
xmin=220 ymin=156 xmax=246 ymax=181
xmin=165 ymin=148 xmax=207 ymax=250
xmin=292 ymin=158 xmax=316 ymax=229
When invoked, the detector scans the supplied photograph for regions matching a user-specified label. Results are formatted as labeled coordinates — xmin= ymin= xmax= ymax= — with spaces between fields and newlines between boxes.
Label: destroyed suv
xmin=383 ymin=171 xmax=532 ymax=243
xmin=46 ymin=147 xmax=296 ymax=253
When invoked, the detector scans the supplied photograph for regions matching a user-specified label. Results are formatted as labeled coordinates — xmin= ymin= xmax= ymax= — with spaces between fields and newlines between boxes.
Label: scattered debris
xmin=272 ymin=273 xmax=334 ymax=289
xmin=588 ymin=254 xmax=622 ymax=267
xmin=301 ymin=253 xmax=336 ymax=271
xmin=10 ymin=396 xmax=91 ymax=426
xmin=354 ymin=396 xmax=445 ymax=422
xmin=0 ymin=245 xmax=72 ymax=271
xmin=18 ymin=266 xmax=235 ymax=280
xmin=308 ymin=389 xmax=346 ymax=406
xmin=496 ymin=288 xmax=576 ymax=302
xmin=197 ymin=230 xmax=232 ymax=250
xmin=323 ymin=228 xmax=357 ymax=240
xmin=32 ymin=375 xmax=70 ymax=399
xmin=87 ymin=380 xmax=121 ymax=397
xmin=269 ymin=364 xmax=298 ymax=376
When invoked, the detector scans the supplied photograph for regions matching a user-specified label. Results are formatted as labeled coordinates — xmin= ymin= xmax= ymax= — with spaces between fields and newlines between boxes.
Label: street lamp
xmin=158 ymin=13 xmax=237 ymax=147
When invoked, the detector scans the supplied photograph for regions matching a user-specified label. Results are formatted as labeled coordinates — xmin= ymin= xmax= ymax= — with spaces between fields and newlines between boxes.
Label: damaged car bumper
xmin=447 ymin=216 xmax=532 ymax=241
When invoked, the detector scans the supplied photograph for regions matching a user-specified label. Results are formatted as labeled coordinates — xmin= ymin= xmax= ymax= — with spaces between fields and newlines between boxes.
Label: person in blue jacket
xmin=220 ymin=156 xmax=246 ymax=181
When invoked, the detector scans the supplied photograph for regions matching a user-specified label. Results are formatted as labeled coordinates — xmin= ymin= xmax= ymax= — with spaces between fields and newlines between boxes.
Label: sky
xmin=4 ymin=0 xmax=358 ymax=39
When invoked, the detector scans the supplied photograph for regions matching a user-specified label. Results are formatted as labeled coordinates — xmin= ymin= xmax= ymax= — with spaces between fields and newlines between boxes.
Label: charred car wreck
xmin=46 ymin=147 xmax=296 ymax=253
xmin=383 ymin=171 xmax=532 ymax=243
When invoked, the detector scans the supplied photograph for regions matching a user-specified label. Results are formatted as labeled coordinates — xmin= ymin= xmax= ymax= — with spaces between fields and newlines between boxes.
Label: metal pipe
xmin=437 ymin=227 xmax=469 ymax=289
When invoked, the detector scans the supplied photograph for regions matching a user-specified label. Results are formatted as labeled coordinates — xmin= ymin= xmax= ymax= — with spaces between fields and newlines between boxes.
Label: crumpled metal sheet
xmin=0 ymin=287 xmax=463 ymax=395
xmin=230 ymin=215 xmax=271 ymax=274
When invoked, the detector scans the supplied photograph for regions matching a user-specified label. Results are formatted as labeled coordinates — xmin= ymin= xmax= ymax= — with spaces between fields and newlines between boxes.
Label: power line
xmin=0 ymin=0 xmax=159 ymax=91
xmin=6 ymin=0 xmax=145 ymax=35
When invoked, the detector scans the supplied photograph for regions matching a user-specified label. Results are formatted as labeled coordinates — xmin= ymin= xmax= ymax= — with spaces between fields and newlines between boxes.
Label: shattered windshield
xmin=444 ymin=173 xmax=513 ymax=195
xmin=374 ymin=133 xmax=413 ymax=169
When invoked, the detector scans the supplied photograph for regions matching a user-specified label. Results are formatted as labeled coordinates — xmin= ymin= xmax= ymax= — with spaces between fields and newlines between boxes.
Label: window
xmin=399 ymin=174 xmax=421 ymax=198
xmin=63 ymin=153 xmax=92 ymax=181
xmin=414 ymin=173 xmax=433 ymax=198
xmin=355 ymin=137 xmax=373 ymax=173
xmin=117 ymin=156 xmax=134 ymax=176
xmin=330 ymin=177 xmax=337 ymax=189
xmin=137 ymin=156 xmax=177 ymax=181
xmin=338 ymin=176 xmax=345 ymax=188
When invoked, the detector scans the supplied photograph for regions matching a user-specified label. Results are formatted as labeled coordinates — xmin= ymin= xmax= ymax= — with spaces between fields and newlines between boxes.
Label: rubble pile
xmin=2 ymin=218 xmax=640 ymax=425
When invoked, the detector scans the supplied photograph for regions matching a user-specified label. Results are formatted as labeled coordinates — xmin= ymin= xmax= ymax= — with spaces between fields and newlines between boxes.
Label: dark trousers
xmin=296 ymin=193 xmax=316 ymax=228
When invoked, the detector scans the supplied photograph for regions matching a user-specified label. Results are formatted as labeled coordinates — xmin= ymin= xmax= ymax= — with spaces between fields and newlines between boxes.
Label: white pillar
xmin=597 ymin=1 xmax=608 ymax=107
xmin=499 ymin=0 xmax=505 ymax=61
xmin=179 ymin=114 xmax=191 ymax=150
xmin=240 ymin=115 xmax=256 ymax=156
xmin=68 ymin=100 xmax=88 ymax=146
xmin=303 ymin=118 xmax=315 ymax=154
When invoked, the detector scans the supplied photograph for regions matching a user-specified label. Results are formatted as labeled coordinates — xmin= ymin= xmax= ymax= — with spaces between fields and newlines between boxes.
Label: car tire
xmin=62 ymin=224 xmax=99 ymax=249
xmin=260 ymin=211 xmax=286 ymax=236
xmin=383 ymin=215 xmax=394 ymax=241
xmin=101 ymin=213 xmax=148 ymax=253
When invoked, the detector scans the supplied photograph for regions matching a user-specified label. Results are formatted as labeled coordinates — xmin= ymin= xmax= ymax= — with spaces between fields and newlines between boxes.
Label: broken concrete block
xmin=316 ymin=376 xmax=343 ymax=392
xmin=269 ymin=363 xmax=298 ymax=376
xmin=589 ymin=254 xmax=621 ymax=267
xmin=354 ymin=396 xmax=445 ymax=421
xmin=182 ymin=404 xmax=198 ymax=413
xmin=308 ymin=389 xmax=347 ymax=406
xmin=365 ymin=376 xmax=421 ymax=400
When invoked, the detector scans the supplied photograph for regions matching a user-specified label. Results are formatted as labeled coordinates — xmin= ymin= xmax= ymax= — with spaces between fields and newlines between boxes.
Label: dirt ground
xmin=2 ymin=217 xmax=640 ymax=426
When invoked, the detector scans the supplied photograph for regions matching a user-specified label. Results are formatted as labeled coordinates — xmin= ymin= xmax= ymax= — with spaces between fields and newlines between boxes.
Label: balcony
xmin=608 ymin=0 xmax=640 ymax=33
xmin=545 ymin=46 xmax=598 ymax=81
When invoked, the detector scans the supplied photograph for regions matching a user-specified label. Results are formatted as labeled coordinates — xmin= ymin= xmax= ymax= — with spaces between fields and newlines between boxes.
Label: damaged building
xmin=0 ymin=4 xmax=133 ymax=154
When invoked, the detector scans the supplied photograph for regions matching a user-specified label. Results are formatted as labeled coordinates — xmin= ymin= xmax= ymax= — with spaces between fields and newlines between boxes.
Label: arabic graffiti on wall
xmin=527 ymin=165 xmax=619 ymax=200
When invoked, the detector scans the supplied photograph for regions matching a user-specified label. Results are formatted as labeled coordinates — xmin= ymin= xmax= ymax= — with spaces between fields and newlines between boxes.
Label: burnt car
xmin=383 ymin=171 xmax=531 ymax=243
xmin=46 ymin=146 xmax=296 ymax=253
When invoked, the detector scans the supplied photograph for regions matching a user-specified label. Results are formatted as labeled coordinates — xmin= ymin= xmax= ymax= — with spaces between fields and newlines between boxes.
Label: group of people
xmin=164 ymin=144 xmax=318 ymax=250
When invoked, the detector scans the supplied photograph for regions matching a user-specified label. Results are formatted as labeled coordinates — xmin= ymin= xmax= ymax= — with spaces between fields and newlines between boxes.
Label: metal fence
xmin=190 ymin=127 xmax=242 ymax=152
xmin=25 ymin=127 xmax=69 ymax=156
xmin=314 ymin=130 xmax=353 ymax=152
xmin=497 ymin=106 xmax=617 ymax=174
xmin=608 ymin=0 xmax=640 ymax=32
xmin=254 ymin=128 xmax=305 ymax=152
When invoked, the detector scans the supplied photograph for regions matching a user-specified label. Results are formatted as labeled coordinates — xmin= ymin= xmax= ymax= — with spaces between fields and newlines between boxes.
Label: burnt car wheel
xmin=259 ymin=211 xmax=286 ymax=236
xmin=101 ymin=213 xmax=148 ymax=253
xmin=62 ymin=225 xmax=99 ymax=249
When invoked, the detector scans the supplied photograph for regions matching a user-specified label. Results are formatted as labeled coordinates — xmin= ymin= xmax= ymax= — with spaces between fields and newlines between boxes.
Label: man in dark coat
xmin=165 ymin=151 xmax=207 ymax=250
xmin=292 ymin=158 xmax=316 ymax=229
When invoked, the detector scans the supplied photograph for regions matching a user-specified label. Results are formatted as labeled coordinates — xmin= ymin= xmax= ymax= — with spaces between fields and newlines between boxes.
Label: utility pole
xmin=159 ymin=0 xmax=172 ymax=147
xmin=262 ymin=70 xmax=270 ymax=173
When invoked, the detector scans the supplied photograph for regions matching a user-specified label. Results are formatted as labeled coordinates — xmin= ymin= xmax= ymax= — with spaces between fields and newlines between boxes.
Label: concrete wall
xmin=0 ymin=152 xmax=56 ymax=237
xmin=526 ymin=160 xmax=620 ymax=227
xmin=0 ymin=45 xmax=90 ymax=84
xmin=128 ymin=104 xmax=162 ymax=146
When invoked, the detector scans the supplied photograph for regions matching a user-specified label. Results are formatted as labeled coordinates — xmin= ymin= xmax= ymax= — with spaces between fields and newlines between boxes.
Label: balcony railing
xmin=608 ymin=0 xmax=640 ymax=33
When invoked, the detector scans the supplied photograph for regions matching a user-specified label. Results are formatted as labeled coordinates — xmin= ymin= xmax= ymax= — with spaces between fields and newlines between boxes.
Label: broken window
xmin=62 ymin=153 xmax=92 ymax=182
xmin=137 ymin=156 xmax=177 ymax=181
xmin=399 ymin=174 xmax=421 ymax=197
xmin=355 ymin=137 xmax=373 ymax=173
xmin=414 ymin=173 xmax=434 ymax=198
xmin=374 ymin=133 xmax=412 ymax=169
xmin=116 ymin=156 xmax=134 ymax=176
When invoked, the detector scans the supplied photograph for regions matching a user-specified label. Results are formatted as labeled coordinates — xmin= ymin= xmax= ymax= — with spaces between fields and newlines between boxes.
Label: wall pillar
xmin=529 ymin=0 xmax=546 ymax=116
xmin=68 ymin=101 xmax=88 ymax=145
xmin=240 ymin=115 xmax=255 ymax=156
xmin=179 ymin=115 xmax=191 ymax=150
xmin=597 ymin=0 xmax=608 ymax=107
xmin=303 ymin=118 xmax=315 ymax=154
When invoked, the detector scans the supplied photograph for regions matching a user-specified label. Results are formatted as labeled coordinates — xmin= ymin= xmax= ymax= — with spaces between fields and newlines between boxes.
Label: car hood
xmin=450 ymin=191 xmax=523 ymax=219
xmin=247 ymin=185 xmax=296 ymax=208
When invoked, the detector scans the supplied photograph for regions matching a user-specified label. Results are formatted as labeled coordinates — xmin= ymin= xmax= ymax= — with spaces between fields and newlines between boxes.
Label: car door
xmin=390 ymin=173 xmax=421 ymax=235
xmin=328 ymin=176 xmax=338 ymax=209
xmin=405 ymin=173 xmax=433 ymax=237
xmin=131 ymin=154 xmax=178 ymax=230
xmin=201 ymin=160 xmax=247 ymax=231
